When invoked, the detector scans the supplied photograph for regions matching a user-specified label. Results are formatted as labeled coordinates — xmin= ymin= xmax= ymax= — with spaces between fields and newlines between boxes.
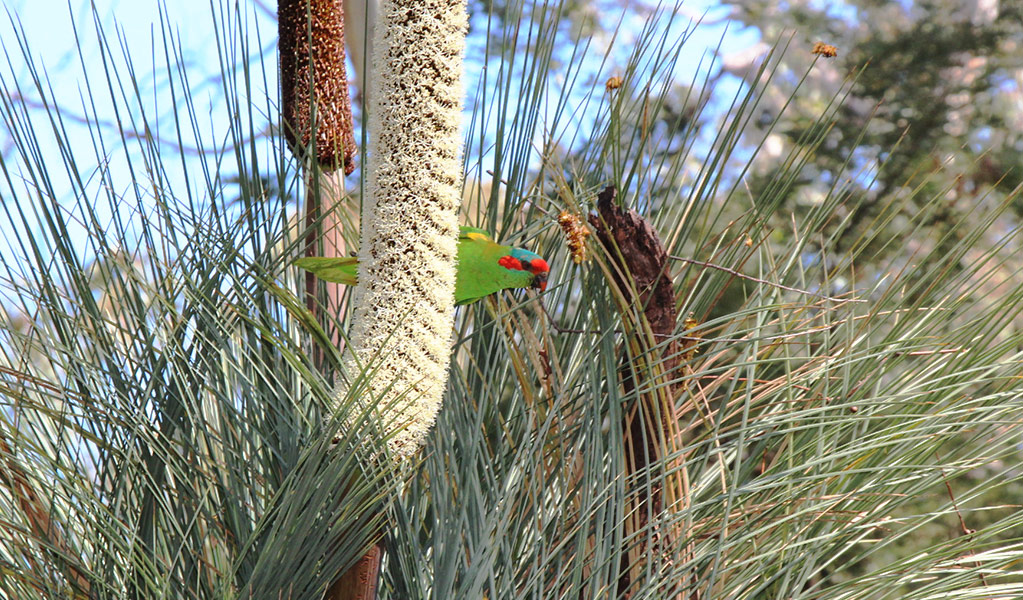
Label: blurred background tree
xmin=718 ymin=0 xmax=1023 ymax=277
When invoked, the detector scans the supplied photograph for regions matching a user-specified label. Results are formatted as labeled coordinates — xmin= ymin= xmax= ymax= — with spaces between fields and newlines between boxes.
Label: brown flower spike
xmin=279 ymin=0 xmax=357 ymax=174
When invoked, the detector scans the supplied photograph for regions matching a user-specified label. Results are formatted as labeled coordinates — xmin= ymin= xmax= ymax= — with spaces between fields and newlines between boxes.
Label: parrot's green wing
xmin=455 ymin=227 xmax=537 ymax=305
xmin=294 ymin=225 xmax=548 ymax=306
xmin=293 ymin=256 xmax=359 ymax=285
xmin=291 ymin=228 xmax=485 ymax=287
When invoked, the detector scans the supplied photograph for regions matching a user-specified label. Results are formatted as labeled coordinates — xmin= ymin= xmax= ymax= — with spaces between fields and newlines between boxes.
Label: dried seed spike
xmin=279 ymin=0 xmax=357 ymax=174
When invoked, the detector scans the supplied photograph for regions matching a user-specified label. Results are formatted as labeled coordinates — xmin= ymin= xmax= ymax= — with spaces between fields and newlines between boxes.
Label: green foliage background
xmin=2 ymin=1 xmax=1022 ymax=598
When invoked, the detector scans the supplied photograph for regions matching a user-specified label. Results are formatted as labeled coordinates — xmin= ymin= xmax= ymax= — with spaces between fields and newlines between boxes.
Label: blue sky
xmin=0 ymin=0 xmax=760 ymax=266
xmin=3 ymin=0 xmax=758 ymax=163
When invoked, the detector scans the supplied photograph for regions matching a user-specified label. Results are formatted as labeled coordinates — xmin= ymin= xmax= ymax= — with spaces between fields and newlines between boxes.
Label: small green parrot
xmin=296 ymin=226 xmax=550 ymax=305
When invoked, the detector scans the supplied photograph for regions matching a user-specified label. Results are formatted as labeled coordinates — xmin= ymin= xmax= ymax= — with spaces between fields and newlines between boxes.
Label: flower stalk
xmin=339 ymin=0 xmax=468 ymax=457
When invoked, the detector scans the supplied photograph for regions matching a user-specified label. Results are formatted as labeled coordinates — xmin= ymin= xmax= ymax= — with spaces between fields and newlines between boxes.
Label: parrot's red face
xmin=529 ymin=258 xmax=549 ymax=292
xmin=501 ymin=249 xmax=550 ymax=292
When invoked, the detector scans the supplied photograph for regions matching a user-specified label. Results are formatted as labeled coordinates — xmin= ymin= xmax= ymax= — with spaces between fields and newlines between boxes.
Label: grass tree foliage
xmin=2 ymin=1 xmax=1023 ymax=599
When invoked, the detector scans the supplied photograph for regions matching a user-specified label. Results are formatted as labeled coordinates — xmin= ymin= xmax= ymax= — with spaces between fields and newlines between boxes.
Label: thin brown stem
xmin=936 ymin=452 xmax=989 ymax=588
xmin=670 ymin=256 xmax=866 ymax=303
xmin=0 ymin=428 xmax=91 ymax=597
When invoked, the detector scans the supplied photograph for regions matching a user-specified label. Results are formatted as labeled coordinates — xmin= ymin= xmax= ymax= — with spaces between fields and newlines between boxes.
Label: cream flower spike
xmin=336 ymin=0 xmax=468 ymax=457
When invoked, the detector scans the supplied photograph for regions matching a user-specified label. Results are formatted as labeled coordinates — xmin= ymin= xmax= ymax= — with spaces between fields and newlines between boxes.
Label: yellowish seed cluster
xmin=811 ymin=41 xmax=838 ymax=58
xmin=682 ymin=313 xmax=701 ymax=362
xmin=558 ymin=211 xmax=591 ymax=264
